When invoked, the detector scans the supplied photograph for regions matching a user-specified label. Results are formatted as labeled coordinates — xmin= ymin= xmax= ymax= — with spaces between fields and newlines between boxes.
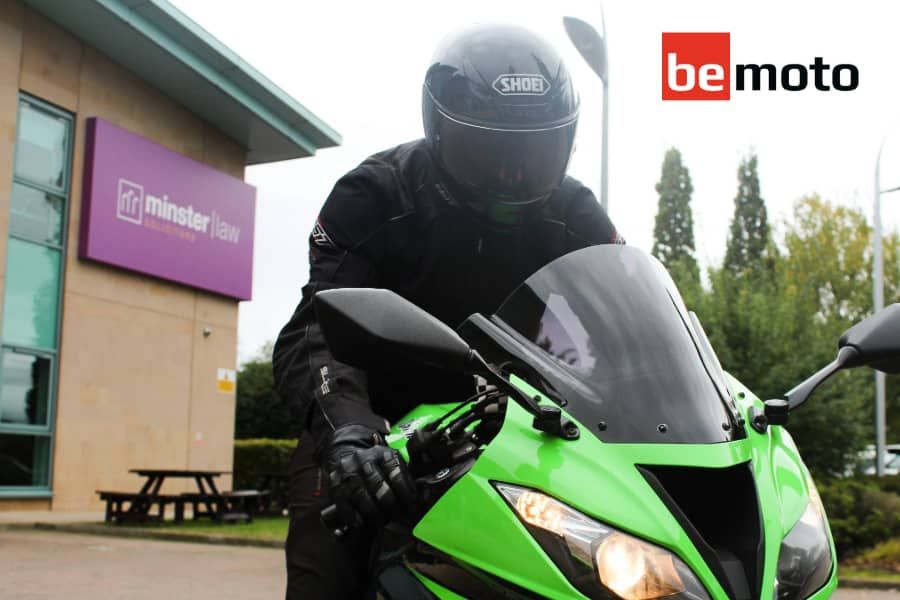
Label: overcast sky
xmin=169 ymin=0 xmax=900 ymax=364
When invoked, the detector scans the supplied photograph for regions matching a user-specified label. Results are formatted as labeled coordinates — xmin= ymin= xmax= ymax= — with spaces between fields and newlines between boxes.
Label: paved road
xmin=0 ymin=529 xmax=897 ymax=599
xmin=0 ymin=529 xmax=284 ymax=599
xmin=836 ymin=591 xmax=900 ymax=599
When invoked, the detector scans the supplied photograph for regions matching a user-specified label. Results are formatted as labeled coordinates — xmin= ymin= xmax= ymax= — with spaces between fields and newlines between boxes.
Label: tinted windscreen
xmin=494 ymin=245 xmax=737 ymax=443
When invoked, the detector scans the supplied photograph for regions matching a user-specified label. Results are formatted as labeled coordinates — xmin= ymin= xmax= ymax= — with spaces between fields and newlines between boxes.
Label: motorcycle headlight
xmin=496 ymin=483 xmax=710 ymax=600
xmin=774 ymin=478 xmax=833 ymax=600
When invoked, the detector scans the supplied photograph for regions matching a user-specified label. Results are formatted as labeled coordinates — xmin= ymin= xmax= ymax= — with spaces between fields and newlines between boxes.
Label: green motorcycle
xmin=314 ymin=245 xmax=900 ymax=600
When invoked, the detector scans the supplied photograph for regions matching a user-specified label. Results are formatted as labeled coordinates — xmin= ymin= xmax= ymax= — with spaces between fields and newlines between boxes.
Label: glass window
xmin=1 ymin=94 xmax=71 ymax=494
xmin=9 ymin=183 xmax=63 ymax=245
xmin=2 ymin=239 xmax=60 ymax=350
xmin=0 ymin=350 xmax=51 ymax=426
xmin=14 ymin=101 xmax=69 ymax=191
xmin=0 ymin=434 xmax=49 ymax=487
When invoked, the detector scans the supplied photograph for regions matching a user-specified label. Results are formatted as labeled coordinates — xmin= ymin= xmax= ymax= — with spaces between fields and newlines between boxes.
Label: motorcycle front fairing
xmin=385 ymin=246 xmax=837 ymax=599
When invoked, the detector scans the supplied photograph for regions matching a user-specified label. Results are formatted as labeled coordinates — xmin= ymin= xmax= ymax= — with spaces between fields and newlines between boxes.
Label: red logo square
xmin=662 ymin=33 xmax=731 ymax=100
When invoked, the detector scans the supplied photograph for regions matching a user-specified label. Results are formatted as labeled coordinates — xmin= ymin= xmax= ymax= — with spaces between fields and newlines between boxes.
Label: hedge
xmin=817 ymin=477 xmax=900 ymax=557
xmin=864 ymin=475 xmax=900 ymax=497
xmin=233 ymin=438 xmax=297 ymax=490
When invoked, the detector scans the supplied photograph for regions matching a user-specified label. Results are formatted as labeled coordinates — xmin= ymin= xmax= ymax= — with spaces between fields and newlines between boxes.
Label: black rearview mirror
xmin=838 ymin=303 xmax=900 ymax=374
xmin=313 ymin=288 xmax=474 ymax=373
xmin=764 ymin=303 xmax=900 ymax=427
xmin=315 ymin=289 xmax=577 ymax=440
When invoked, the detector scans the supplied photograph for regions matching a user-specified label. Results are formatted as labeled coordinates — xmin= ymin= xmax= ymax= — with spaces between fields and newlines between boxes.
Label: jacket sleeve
xmin=272 ymin=166 xmax=390 ymax=455
xmin=565 ymin=184 xmax=626 ymax=249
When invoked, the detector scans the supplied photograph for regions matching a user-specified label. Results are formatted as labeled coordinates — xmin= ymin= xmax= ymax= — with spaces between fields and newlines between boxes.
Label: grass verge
xmin=841 ymin=537 xmax=900 ymax=584
xmin=155 ymin=516 xmax=289 ymax=541
xmin=840 ymin=568 xmax=900 ymax=584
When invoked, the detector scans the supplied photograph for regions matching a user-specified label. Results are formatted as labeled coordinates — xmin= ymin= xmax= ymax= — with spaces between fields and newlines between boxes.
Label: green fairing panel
xmin=411 ymin=569 xmax=468 ymax=599
xmin=724 ymin=373 xmax=839 ymax=598
xmin=390 ymin=374 xmax=836 ymax=598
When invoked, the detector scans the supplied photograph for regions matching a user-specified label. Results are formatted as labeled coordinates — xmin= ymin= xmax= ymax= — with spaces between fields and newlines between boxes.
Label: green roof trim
xmin=23 ymin=0 xmax=341 ymax=165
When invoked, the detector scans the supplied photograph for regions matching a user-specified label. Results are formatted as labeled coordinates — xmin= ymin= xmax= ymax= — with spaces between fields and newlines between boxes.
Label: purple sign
xmin=80 ymin=118 xmax=255 ymax=300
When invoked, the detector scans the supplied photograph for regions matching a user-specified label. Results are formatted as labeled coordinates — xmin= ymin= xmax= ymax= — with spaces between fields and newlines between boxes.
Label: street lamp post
xmin=563 ymin=13 xmax=609 ymax=214
xmin=873 ymin=139 xmax=899 ymax=477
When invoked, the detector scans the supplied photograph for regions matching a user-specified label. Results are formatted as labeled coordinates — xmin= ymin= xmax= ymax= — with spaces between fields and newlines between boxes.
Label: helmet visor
xmin=436 ymin=111 xmax=577 ymax=204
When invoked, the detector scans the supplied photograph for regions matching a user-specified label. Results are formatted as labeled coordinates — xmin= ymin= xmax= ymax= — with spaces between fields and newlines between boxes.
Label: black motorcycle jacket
xmin=272 ymin=139 xmax=624 ymax=456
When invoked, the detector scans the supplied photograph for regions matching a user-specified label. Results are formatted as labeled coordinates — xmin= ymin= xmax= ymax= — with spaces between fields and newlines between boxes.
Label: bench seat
xmin=179 ymin=489 xmax=270 ymax=523
xmin=96 ymin=490 xmax=185 ymax=524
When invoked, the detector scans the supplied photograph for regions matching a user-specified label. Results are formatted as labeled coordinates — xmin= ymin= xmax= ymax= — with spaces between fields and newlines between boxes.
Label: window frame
xmin=0 ymin=93 xmax=74 ymax=497
xmin=0 ymin=345 xmax=56 ymax=433
xmin=2 ymin=237 xmax=65 ymax=352
xmin=8 ymin=182 xmax=66 ymax=249
xmin=13 ymin=96 xmax=72 ymax=196
xmin=0 ymin=430 xmax=53 ymax=493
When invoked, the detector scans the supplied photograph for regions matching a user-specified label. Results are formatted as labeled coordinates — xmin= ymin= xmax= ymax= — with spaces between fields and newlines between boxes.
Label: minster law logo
xmin=662 ymin=32 xmax=859 ymax=100
xmin=111 ymin=177 xmax=241 ymax=244
xmin=116 ymin=178 xmax=144 ymax=225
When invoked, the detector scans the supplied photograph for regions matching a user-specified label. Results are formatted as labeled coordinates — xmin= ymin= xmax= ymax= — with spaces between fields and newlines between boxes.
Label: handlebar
xmin=320 ymin=392 xmax=505 ymax=537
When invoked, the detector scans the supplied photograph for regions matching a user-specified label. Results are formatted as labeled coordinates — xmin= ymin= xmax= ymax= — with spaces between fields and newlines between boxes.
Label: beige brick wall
xmin=0 ymin=499 xmax=49 ymax=511
xmin=0 ymin=0 xmax=24 ymax=312
xmin=0 ymin=4 xmax=246 ymax=511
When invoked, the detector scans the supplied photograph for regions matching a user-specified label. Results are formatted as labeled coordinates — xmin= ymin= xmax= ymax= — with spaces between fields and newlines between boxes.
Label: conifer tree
xmin=724 ymin=154 xmax=770 ymax=274
xmin=652 ymin=148 xmax=699 ymax=291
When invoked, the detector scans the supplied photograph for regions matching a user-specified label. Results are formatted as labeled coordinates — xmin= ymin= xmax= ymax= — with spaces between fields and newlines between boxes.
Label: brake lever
xmin=321 ymin=395 xmax=506 ymax=537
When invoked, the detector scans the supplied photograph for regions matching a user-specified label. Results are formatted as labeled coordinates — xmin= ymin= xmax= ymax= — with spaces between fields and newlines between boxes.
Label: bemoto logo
xmin=663 ymin=33 xmax=730 ymax=100
xmin=117 ymin=178 xmax=144 ymax=224
xmin=662 ymin=32 xmax=859 ymax=100
xmin=493 ymin=74 xmax=550 ymax=96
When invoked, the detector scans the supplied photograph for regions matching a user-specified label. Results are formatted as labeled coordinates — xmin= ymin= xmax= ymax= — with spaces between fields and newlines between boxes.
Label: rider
xmin=273 ymin=23 xmax=624 ymax=599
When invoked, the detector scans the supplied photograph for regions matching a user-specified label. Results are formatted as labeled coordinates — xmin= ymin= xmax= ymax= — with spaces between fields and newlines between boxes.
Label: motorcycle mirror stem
xmin=757 ymin=303 xmax=900 ymax=432
xmin=469 ymin=351 xmax=580 ymax=440
xmin=760 ymin=345 xmax=860 ymax=429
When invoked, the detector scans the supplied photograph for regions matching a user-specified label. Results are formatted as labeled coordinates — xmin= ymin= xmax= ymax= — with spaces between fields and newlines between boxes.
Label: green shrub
xmin=863 ymin=475 xmax=900 ymax=497
xmin=846 ymin=537 xmax=900 ymax=572
xmin=235 ymin=360 xmax=297 ymax=439
xmin=233 ymin=438 xmax=297 ymax=489
xmin=817 ymin=478 xmax=900 ymax=557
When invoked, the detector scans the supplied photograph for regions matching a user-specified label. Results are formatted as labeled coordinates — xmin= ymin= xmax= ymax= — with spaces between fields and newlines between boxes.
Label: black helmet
xmin=423 ymin=24 xmax=579 ymax=229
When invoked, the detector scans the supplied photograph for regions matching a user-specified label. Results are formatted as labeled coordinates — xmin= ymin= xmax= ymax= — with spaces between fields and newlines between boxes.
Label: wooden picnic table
xmin=128 ymin=468 xmax=232 ymax=522
xmin=130 ymin=468 xmax=229 ymax=497
xmin=97 ymin=468 xmax=270 ymax=525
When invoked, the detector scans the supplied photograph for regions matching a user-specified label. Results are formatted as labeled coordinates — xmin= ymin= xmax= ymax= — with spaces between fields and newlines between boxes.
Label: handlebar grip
xmin=320 ymin=504 xmax=347 ymax=537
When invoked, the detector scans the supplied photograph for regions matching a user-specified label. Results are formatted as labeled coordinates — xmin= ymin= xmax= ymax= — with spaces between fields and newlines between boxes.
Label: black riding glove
xmin=324 ymin=424 xmax=417 ymax=528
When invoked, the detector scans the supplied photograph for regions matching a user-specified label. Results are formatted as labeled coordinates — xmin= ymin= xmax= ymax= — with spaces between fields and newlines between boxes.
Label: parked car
xmin=856 ymin=444 xmax=900 ymax=476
